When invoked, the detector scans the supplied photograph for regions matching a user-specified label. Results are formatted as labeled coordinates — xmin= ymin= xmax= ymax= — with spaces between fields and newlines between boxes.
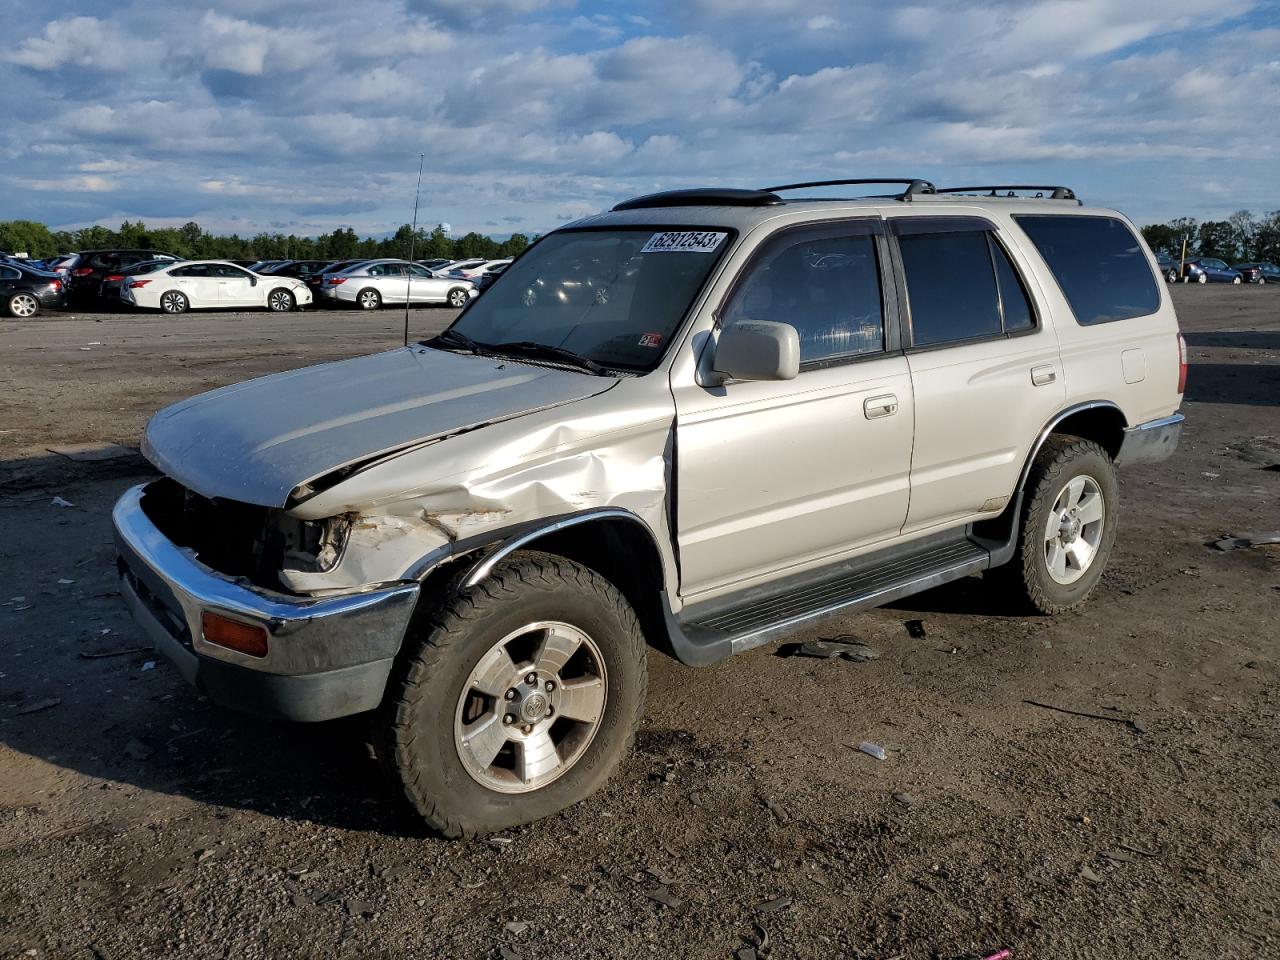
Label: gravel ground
xmin=0 ymin=287 xmax=1277 ymax=959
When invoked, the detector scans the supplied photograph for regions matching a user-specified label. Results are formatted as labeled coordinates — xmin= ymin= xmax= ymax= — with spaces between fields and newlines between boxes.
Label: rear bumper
xmin=113 ymin=483 xmax=419 ymax=721
xmin=1115 ymin=412 xmax=1183 ymax=467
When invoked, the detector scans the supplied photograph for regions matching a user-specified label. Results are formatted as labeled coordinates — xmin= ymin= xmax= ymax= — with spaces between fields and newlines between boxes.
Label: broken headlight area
xmin=139 ymin=478 xmax=350 ymax=591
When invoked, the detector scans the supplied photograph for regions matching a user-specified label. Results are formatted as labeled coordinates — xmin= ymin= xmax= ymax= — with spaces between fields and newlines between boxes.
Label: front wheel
xmin=989 ymin=436 xmax=1119 ymax=615
xmin=447 ymin=287 xmax=469 ymax=308
xmin=1232 ymin=276 xmax=1242 ymax=284
xmin=1197 ymin=273 xmax=1208 ymax=284
xmin=376 ymin=552 xmax=647 ymax=837
xmin=1166 ymin=269 xmax=1179 ymax=283
xmin=6 ymin=293 xmax=40 ymax=318
xmin=267 ymin=288 xmax=295 ymax=312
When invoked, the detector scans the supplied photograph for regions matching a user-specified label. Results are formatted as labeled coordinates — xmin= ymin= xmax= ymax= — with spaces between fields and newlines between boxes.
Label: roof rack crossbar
xmin=611 ymin=187 xmax=783 ymax=211
xmin=935 ymin=185 xmax=1078 ymax=201
xmin=762 ymin=178 xmax=937 ymax=201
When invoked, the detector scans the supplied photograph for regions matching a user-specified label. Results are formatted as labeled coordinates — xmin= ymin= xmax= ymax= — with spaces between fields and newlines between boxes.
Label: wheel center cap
xmin=1060 ymin=513 xmax=1081 ymax=543
xmin=520 ymin=692 xmax=549 ymax=722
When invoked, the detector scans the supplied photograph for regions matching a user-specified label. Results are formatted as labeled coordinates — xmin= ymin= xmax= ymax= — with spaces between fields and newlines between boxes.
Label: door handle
xmin=1031 ymin=364 xmax=1057 ymax=386
xmin=864 ymin=394 xmax=898 ymax=419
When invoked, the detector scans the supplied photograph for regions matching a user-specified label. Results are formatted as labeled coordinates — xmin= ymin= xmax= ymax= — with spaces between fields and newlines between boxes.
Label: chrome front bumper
xmin=1115 ymin=412 xmax=1184 ymax=467
xmin=112 ymin=483 xmax=419 ymax=721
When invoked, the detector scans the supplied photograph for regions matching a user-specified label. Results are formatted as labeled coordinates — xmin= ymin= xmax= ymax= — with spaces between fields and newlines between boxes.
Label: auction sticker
xmin=641 ymin=231 xmax=727 ymax=253
xmin=638 ymin=333 xmax=664 ymax=348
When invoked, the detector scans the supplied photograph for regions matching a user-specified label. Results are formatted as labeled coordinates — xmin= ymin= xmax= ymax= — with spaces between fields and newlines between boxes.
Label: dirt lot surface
xmin=1 ymin=288 xmax=1277 ymax=959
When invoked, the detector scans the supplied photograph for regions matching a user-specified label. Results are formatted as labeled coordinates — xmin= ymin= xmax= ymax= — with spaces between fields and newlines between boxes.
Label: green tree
xmin=1196 ymin=221 xmax=1236 ymax=260
xmin=0 ymin=220 xmax=57 ymax=258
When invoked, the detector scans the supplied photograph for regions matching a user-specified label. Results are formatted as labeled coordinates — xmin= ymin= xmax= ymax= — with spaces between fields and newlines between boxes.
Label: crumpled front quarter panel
xmin=290 ymin=377 xmax=680 ymax=595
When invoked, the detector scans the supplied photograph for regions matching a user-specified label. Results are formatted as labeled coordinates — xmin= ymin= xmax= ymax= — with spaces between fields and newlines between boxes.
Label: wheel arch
xmin=414 ymin=509 xmax=675 ymax=656
xmin=1015 ymin=401 xmax=1127 ymax=494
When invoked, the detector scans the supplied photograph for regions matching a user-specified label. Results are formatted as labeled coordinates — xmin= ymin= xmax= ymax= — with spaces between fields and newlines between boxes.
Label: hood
xmin=143 ymin=346 xmax=615 ymax=508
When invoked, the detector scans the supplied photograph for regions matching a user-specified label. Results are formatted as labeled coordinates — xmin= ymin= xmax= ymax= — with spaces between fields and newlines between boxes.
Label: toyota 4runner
xmin=113 ymin=178 xmax=1185 ymax=836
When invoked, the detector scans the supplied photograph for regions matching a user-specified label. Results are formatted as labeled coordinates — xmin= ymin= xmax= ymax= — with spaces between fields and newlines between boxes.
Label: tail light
xmin=326 ymin=277 xmax=346 ymax=285
xmin=127 ymin=279 xmax=151 ymax=288
xmin=49 ymin=279 xmax=62 ymax=292
xmin=104 ymin=274 xmax=124 ymax=282
xmin=1176 ymin=332 xmax=1188 ymax=394
xmin=72 ymin=267 xmax=94 ymax=277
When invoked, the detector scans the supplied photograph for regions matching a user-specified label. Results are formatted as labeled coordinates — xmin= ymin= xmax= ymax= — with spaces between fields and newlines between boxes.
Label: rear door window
xmin=1014 ymin=215 xmax=1159 ymax=325
xmin=897 ymin=229 xmax=1003 ymax=346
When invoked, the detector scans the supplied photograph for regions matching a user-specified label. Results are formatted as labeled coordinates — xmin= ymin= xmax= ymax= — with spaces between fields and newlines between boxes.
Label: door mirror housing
xmin=712 ymin=320 xmax=800 ymax=382
xmin=250 ymin=276 xmax=258 ymax=286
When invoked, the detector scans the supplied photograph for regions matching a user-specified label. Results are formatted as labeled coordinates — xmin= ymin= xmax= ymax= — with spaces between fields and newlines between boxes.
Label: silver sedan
xmin=316 ymin=259 xmax=477 ymax=310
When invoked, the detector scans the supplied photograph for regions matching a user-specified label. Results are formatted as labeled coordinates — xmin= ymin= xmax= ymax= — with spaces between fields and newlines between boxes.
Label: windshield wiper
xmin=486 ymin=341 xmax=606 ymax=375
xmin=425 ymin=328 xmax=483 ymax=354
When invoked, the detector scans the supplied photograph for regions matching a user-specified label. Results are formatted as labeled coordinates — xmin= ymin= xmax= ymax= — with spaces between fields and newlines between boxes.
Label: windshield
xmin=443 ymin=227 xmax=730 ymax=370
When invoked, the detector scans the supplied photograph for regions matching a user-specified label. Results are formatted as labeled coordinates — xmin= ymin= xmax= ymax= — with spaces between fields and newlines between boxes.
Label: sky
xmin=1 ymin=0 xmax=1277 ymax=239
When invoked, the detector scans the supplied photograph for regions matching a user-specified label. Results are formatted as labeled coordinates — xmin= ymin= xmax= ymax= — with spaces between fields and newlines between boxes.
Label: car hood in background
xmin=143 ymin=347 xmax=615 ymax=507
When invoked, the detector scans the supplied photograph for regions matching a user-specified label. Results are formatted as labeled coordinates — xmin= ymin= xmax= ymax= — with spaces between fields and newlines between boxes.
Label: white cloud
xmin=2 ymin=16 xmax=152 ymax=71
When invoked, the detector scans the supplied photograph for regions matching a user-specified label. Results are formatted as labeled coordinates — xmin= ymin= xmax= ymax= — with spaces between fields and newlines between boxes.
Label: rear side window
xmin=1014 ymin=215 xmax=1159 ymax=325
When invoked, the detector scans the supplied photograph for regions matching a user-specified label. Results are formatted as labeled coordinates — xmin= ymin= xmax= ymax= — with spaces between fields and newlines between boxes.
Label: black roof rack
xmin=612 ymin=187 xmax=783 ymax=211
xmin=762 ymin=178 xmax=937 ymax=201
xmin=935 ymin=185 xmax=1079 ymax=202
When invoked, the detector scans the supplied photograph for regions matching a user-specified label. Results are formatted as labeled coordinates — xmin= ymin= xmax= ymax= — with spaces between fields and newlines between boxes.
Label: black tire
xmin=267 ymin=287 xmax=295 ymax=312
xmin=990 ymin=435 xmax=1119 ymax=615
xmin=376 ymin=551 xmax=647 ymax=838
xmin=6 ymin=293 xmax=40 ymax=319
xmin=1166 ymin=269 xmax=1179 ymax=284
xmin=160 ymin=290 xmax=189 ymax=314
xmin=357 ymin=287 xmax=381 ymax=310
xmin=447 ymin=287 xmax=469 ymax=308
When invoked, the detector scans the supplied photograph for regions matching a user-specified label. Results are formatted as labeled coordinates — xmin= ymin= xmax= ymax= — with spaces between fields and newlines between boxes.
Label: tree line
xmin=1140 ymin=209 xmax=1280 ymax=263
xmin=0 ymin=219 xmax=532 ymax=263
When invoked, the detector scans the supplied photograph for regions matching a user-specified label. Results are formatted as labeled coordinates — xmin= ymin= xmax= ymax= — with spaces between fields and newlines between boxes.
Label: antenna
xmin=404 ymin=153 xmax=424 ymax=347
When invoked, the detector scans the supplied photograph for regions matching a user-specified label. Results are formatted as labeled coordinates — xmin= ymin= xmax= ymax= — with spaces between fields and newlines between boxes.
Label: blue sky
xmin=2 ymin=0 xmax=1277 ymax=238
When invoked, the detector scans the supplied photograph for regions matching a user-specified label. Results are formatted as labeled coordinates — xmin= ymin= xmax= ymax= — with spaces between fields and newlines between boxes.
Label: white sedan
xmin=119 ymin=260 xmax=312 ymax=314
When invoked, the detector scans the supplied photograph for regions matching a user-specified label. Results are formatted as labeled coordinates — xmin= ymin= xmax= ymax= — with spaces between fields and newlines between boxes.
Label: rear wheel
xmin=357 ymin=288 xmax=381 ymax=310
xmin=267 ymin=288 xmax=295 ymax=312
xmin=160 ymin=290 xmax=188 ymax=314
xmin=990 ymin=436 xmax=1119 ymax=615
xmin=6 ymin=293 xmax=39 ymax=318
xmin=1165 ymin=268 xmax=1179 ymax=283
xmin=447 ymin=287 xmax=469 ymax=308
xmin=376 ymin=552 xmax=647 ymax=837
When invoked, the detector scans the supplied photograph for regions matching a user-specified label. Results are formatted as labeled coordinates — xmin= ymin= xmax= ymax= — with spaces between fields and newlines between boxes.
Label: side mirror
xmin=250 ymin=276 xmax=258 ymax=286
xmin=712 ymin=320 xmax=800 ymax=382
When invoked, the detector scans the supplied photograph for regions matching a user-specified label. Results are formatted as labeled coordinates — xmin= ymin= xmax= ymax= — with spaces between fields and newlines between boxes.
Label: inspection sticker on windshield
xmin=641 ymin=231 xmax=727 ymax=254
xmin=638 ymin=333 xmax=664 ymax=348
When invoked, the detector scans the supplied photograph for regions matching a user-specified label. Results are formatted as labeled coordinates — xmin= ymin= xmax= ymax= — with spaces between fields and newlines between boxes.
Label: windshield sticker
xmin=638 ymin=333 xmax=664 ymax=348
xmin=641 ymin=231 xmax=727 ymax=254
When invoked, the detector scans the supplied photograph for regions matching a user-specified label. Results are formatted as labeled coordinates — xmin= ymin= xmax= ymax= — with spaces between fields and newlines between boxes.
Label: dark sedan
xmin=62 ymin=249 xmax=181 ymax=303
xmin=260 ymin=259 xmax=333 ymax=280
xmin=305 ymin=259 xmax=368 ymax=298
xmin=1155 ymin=251 xmax=1181 ymax=283
xmin=100 ymin=258 xmax=184 ymax=304
xmin=1229 ymin=262 xmax=1280 ymax=285
xmin=1 ymin=260 xmax=64 ymax=317
xmin=1183 ymin=257 xmax=1242 ymax=284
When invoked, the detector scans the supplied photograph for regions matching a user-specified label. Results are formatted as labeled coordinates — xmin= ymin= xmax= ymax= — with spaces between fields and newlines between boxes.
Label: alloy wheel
xmin=9 ymin=294 xmax=38 ymax=318
xmin=454 ymin=621 xmax=607 ymax=794
xmin=1043 ymin=475 xmax=1105 ymax=585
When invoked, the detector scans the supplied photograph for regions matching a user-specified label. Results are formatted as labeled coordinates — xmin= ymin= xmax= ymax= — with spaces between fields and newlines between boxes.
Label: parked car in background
xmin=416 ymin=258 xmax=453 ymax=272
xmin=316 ymin=259 xmax=476 ymax=310
xmin=62 ymin=250 xmax=181 ymax=303
xmin=99 ymin=258 xmax=186 ymax=304
xmin=43 ymin=254 xmax=77 ymax=277
xmin=446 ymin=258 xmax=512 ymax=280
xmin=248 ymin=260 xmax=290 ymax=274
xmin=1 ymin=259 xmax=64 ymax=317
xmin=119 ymin=260 xmax=312 ymax=314
xmin=1229 ymin=262 xmax=1280 ymax=284
xmin=472 ymin=262 xmax=510 ymax=293
xmin=306 ymin=259 xmax=369 ymax=300
xmin=1155 ymin=251 xmax=1181 ymax=283
xmin=436 ymin=257 xmax=487 ymax=277
xmin=1182 ymin=258 xmax=1242 ymax=284
xmin=260 ymin=260 xmax=333 ymax=280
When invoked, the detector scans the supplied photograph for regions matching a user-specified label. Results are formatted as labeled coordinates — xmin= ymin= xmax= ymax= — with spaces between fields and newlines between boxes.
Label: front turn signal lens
xmin=201 ymin=612 xmax=269 ymax=658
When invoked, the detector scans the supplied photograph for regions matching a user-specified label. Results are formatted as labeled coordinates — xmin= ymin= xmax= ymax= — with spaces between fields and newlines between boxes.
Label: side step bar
xmin=661 ymin=527 xmax=1005 ymax=667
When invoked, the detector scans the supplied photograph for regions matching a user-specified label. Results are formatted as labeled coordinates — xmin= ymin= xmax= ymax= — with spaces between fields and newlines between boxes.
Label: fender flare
xmin=1014 ymin=400 xmax=1126 ymax=494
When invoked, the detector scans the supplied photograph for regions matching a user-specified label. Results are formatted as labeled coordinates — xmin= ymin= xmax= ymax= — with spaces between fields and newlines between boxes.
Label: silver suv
xmin=113 ymin=178 xmax=1185 ymax=837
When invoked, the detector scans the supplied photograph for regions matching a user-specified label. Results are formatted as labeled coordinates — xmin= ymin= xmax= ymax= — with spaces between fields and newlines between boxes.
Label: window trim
xmin=714 ymin=217 xmax=901 ymax=373
xmin=890 ymin=223 xmax=1041 ymax=352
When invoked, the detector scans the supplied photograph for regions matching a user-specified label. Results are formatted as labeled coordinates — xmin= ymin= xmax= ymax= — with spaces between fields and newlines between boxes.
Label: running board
xmin=662 ymin=533 xmax=992 ymax=665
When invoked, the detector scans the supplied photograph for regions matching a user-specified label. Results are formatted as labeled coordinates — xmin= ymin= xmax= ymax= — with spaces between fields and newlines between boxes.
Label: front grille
xmin=139 ymin=478 xmax=286 ymax=588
